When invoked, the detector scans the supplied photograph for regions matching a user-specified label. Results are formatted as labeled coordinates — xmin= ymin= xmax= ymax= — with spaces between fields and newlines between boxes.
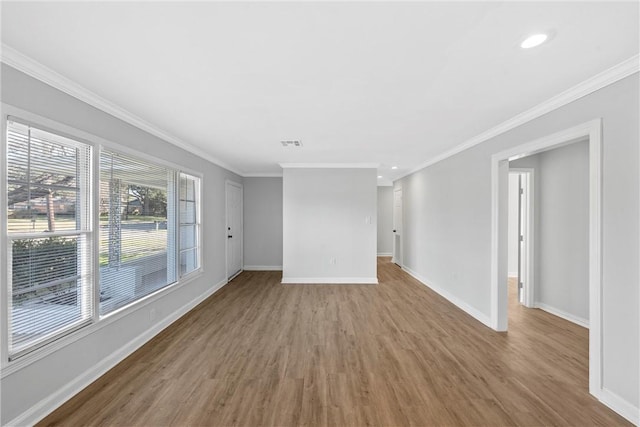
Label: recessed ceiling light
xmin=391 ymin=166 xmax=398 ymax=170
xmin=377 ymin=175 xmax=383 ymax=178
xmin=521 ymin=34 xmax=548 ymax=49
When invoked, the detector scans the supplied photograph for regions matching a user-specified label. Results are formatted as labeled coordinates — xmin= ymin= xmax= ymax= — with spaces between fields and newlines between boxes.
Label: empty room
xmin=0 ymin=1 xmax=638 ymax=426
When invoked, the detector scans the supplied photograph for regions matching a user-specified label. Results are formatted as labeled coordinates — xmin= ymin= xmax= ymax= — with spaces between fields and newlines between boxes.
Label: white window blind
xmin=99 ymin=149 xmax=177 ymax=315
xmin=6 ymin=119 xmax=93 ymax=359
xmin=179 ymin=173 xmax=200 ymax=276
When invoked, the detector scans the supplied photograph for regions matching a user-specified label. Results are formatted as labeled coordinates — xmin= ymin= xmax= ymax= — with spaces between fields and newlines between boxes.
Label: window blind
xmin=6 ymin=119 xmax=93 ymax=358
xmin=179 ymin=173 xmax=200 ymax=276
xmin=99 ymin=149 xmax=177 ymax=315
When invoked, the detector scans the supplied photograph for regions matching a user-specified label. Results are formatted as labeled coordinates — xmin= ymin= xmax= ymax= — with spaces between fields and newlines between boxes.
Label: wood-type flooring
xmin=39 ymin=258 xmax=631 ymax=426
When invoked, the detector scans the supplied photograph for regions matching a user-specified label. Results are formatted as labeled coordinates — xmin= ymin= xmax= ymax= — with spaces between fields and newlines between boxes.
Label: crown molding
xmin=0 ymin=44 xmax=244 ymax=176
xmin=243 ymin=172 xmax=283 ymax=178
xmin=279 ymin=162 xmax=380 ymax=169
xmin=3 ymin=44 xmax=636 ymax=180
xmin=397 ymin=53 xmax=640 ymax=181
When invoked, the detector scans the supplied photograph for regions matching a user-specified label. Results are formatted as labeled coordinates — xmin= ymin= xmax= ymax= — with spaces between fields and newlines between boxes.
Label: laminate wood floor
xmin=39 ymin=258 xmax=631 ymax=426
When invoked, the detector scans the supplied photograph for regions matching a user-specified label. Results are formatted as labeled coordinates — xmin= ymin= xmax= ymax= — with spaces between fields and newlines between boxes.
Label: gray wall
xmin=282 ymin=168 xmax=377 ymax=282
xmin=243 ymin=177 xmax=283 ymax=269
xmin=0 ymin=64 xmax=243 ymax=424
xmin=396 ymin=74 xmax=638 ymax=409
xmin=377 ymin=186 xmax=393 ymax=255
xmin=511 ymin=141 xmax=589 ymax=323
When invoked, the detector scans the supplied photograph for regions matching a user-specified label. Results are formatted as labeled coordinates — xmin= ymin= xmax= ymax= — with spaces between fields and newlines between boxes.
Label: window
xmin=5 ymin=115 xmax=203 ymax=360
xmin=99 ymin=149 xmax=177 ymax=315
xmin=179 ymin=173 xmax=200 ymax=276
xmin=6 ymin=119 xmax=93 ymax=359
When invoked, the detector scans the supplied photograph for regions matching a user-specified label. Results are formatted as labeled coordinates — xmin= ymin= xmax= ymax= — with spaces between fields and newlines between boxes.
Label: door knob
xmin=228 ymin=235 xmax=233 ymax=238
xmin=393 ymin=230 xmax=396 ymax=232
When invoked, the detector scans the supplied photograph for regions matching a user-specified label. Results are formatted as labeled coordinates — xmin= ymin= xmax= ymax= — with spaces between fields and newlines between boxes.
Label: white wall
xmin=0 ymin=64 xmax=243 ymax=425
xmin=282 ymin=168 xmax=377 ymax=283
xmin=377 ymin=186 xmax=393 ymax=256
xmin=243 ymin=177 xmax=283 ymax=269
xmin=396 ymin=74 xmax=638 ymax=413
xmin=507 ymin=173 xmax=519 ymax=276
xmin=511 ymin=141 xmax=590 ymax=324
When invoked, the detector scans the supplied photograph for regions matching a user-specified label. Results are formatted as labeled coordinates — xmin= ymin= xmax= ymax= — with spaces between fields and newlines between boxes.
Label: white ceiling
xmin=1 ymin=2 xmax=638 ymax=182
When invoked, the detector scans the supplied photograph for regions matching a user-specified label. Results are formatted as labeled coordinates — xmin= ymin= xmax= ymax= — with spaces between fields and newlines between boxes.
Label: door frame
xmin=225 ymin=180 xmax=243 ymax=282
xmin=509 ymin=168 xmax=534 ymax=308
xmin=392 ymin=187 xmax=403 ymax=266
xmin=490 ymin=119 xmax=602 ymax=398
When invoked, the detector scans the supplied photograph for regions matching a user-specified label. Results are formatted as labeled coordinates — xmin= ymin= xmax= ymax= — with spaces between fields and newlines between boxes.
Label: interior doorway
xmin=225 ymin=180 xmax=243 ymax=281
xmin=508 ymin=169 xmax=534 ymax=308
xmin=392 ymin=187 xmax=403 ymax=267
xmin=491 ymin=119 xmax=602 ymax=399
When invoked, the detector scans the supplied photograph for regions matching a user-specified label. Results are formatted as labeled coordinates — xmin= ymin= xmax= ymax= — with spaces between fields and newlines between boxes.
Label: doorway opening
xmin=392 ymin=187 xmax=403 ymax=267
xmin=508 ymin=169 xmax=534 ymax=308
xmin=491 ymin=119 xmax=602 ymax=399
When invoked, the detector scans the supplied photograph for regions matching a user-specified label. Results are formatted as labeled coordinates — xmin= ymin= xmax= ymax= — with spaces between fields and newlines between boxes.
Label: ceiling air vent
xmin=281 ymin=140 xmax=303 ymax=148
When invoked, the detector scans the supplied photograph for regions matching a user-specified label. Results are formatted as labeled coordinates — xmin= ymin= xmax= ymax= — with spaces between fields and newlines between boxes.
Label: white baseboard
xmin=377 ymin=252 xmax=392 ymax=257
xmin=597 ymin=387 xmax=639 ymax=425
xmin=8 ymin=279 xmax=228 ymax=427
xmin=534 ymin=302 xmax=589 ymax=329
xmin=281 ymin=277 xmax=378 ymax=284
xmin=243 ymin=265 xmax=282 ymax=271
xmin=508 ymin=271 xmax=518 ymax=278
xmin=401 ymin=266 xmax=492 ymax=328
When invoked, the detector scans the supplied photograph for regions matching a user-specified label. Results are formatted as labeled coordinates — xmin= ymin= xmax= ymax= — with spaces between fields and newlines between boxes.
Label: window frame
xmin=98 ymin=147 xmax=179 ymax=316
xmin=5 ymin=115 xmax=95 ymax=360
xmin=178 ymin=172 xmax=202 ymax=278
xmin=93 ymin=141 xmax=204 ymax=321
xmin=1 ymin=104 xmax=205 ymax=373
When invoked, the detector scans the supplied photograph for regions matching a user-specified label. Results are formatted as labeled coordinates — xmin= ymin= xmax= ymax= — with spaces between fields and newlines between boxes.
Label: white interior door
xmin=517 ymin=170 xmax=534 ymax=308
xmin=226 ymin=181 xmax=243 ymax=280
xmin=517 ymin=174 xmax=524 ymax=304
xmin=510 ymin=169 xmax=534 ymax=308
xmin=392 ymin=188 xmax=403 ymax=266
